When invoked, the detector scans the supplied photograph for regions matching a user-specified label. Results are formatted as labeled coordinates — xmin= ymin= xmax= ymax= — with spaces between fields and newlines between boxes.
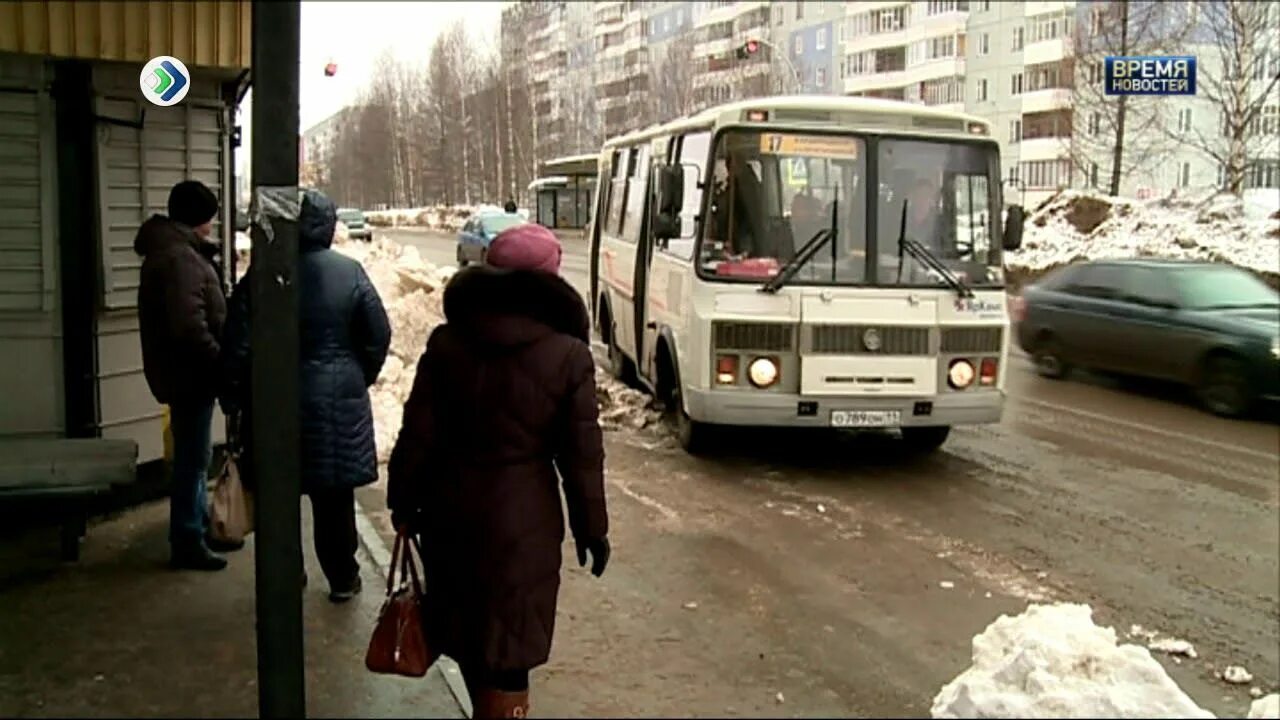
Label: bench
xmin=0 ymin=439 xmax=139 ymax=561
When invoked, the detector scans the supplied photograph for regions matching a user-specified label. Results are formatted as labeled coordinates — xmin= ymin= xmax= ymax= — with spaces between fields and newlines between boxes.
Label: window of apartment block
xmin=875 ymin=7 xmax=905 ymax=33
xmin=1010 ymin=119 xmax=1023 ymax=143
xmin=817 ymin=27 xmax=827 ymax=50
xmin=795 ymin=35 xmax=804 ymax=55
xmin=927 ymin=1 xmax=969 ymax=14
xmin=851 ymin=12 xmax=870 ymax=37
xmin=1177 ymin=108 xmax=1193 ymax=133
xmin=1091 ymin=6 xmax=1106 ymax=34
xmin=1262 ymin=105 xmax=1279 ymax=135
xmin=1090 ymin=162 xmax=1099 ymax=188
xmin=1011 ymin=72 xmax=1024 ymax=95
xmin=978 ymin=78 xmax=988 ymax=101
xmin=796 ymin=1 xmax=805 ymax=21
xmin=1179 ymin=162 xmax=1191 ymax=188
xmin=1012 ymin=27 xmax=1024 ymax=51
xmin=1088 ymin=112 xmax=1100 ymax=135
xmin=816 ymin=67 xmax=827 ymax=86
xmin=979 ymin=33 xmax=990 ymax=56
xmin=1087 ymin=61 xmax=1103 ymax=85
xmin=773 ymin=5 xmax=783 ymax=26
xmin=982 ymin=0 xmax=991 ymax=10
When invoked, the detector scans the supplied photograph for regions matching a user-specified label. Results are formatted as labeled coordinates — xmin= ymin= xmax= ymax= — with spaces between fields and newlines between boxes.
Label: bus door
xmin=641 ymin=131 xmax=711 ymax=381
xmin=632 ymin=138 xmax=669 ymax=382
xmin=601 ymin=144 xmax=650 ymax=363
xmin=588 ymin=153 xmax=611 ymax=323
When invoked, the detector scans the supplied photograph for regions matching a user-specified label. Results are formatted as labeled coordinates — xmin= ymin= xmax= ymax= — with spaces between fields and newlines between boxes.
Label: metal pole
xmin=250 ymin=1 xmax=306 ymax=717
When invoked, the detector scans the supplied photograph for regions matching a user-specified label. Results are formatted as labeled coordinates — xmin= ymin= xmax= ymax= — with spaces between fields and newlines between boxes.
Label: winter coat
xmin=386 ymin=265 xmax=608 ymax=672
xmin=220 ymin=190 xmax=391 ymax=492
xmin=135 ymin=215 xmax=227 ymax=406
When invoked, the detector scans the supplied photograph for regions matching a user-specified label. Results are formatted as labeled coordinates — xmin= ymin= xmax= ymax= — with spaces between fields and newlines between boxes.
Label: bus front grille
xmin=941 ymin=327 xmax=1003 ymax=354
xmin=712 ymin=322 xmax=795 ymax=352
xmin=808 ymin=325 xmax=930 ymax=355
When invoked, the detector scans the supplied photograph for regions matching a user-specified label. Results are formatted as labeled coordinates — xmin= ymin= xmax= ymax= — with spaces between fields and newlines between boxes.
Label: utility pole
xmin=250 ymin=1 xmax=306 ymax=717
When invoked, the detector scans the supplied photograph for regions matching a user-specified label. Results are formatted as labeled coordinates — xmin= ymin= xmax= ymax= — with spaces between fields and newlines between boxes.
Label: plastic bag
xmin=209 ymin=453 xmax=254 ymax=544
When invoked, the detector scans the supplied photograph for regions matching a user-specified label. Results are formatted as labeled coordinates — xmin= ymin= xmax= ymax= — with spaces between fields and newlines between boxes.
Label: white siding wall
xmin=0 ymin=55 xmax=63 ymax=439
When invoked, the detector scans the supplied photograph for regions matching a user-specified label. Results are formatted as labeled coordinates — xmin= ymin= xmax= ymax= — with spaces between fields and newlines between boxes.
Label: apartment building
xmin=690 ymin=1 xmax=773 ymax=107
xmin=773 ymin=0 xmax=843 ymax=94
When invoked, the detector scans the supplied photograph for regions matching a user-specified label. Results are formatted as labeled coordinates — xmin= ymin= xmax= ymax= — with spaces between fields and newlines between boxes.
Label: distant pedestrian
xmin=220 ymin=190 xmax=392 ymax=602
xmin=134 ymin=180 xmax=231 ymax=571
xmin=387 ymin=223 xmax=609 ymax=719
xmin=503 ymin=199 xmax=518 ymax=214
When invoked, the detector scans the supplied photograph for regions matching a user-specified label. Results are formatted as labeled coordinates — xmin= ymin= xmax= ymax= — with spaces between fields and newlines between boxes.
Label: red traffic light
xmin=324 ymin=62 xmax=337 ymax=77
xmin=745 ymin=40 xmax=759 ymax=54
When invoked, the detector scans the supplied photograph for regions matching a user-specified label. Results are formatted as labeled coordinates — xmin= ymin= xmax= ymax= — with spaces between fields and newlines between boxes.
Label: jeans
xmin=169 ymin=399 xmax=215 ymax=550
xmin=309 ymin=486 xmax=359 ymax=588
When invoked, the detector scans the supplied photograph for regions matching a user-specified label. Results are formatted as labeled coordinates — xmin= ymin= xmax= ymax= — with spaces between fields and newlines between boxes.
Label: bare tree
xmin=1177 ymin=0 xmax=1280 ymax=195
xmin=650 ymin=35 xmax=699 ymax=122
xmin=1069 ymin=0 xmax=1190 ymax=196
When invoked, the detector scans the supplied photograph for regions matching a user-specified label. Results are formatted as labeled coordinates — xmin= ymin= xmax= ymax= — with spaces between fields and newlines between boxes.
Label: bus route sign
xmin=760 ymin=134 xmax=860 ymax=160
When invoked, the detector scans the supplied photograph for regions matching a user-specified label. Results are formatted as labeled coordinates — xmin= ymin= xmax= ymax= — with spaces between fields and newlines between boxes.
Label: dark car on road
xmin=1014 ymin=259 xmax=1280 ymax=417
xmin=338 ymin=207 xmax=373 ymax=242
xmin=456 ymin=211 xmax=528 ymax=266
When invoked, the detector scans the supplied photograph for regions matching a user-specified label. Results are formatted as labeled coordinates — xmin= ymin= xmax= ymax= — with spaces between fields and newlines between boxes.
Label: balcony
xmin=1024 ymin=37 xmax=1071 ymax=66
xmin=1020 ymin=88 xmax=1071 ymax=115
xmin=1018 ymin=137 xmax=1070 ymax=163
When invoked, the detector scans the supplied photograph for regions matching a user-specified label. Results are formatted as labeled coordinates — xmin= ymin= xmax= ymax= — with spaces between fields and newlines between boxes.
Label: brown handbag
xmin=365 ymin=528 xmax=435 ymax=677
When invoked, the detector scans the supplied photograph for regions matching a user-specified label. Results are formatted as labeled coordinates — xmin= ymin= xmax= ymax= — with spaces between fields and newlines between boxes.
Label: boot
xmin=170 ymin=543 xmax=228 ymax=571
xmin=473 ymin=689 xmax=530 ymax=719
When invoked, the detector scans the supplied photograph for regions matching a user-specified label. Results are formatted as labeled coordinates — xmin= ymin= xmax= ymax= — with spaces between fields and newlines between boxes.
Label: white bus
xmin=587 ymin=96 xmax=1026 ymax=454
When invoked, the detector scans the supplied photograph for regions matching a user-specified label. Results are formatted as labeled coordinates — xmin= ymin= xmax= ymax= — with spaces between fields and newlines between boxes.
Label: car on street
xmin=456 ymin=210 xmax=528 ymax=266
xmin=337 ymin=207 xmax=373 ymax=242
xmin=1014 ymin=259 xmax=1280 ymax=417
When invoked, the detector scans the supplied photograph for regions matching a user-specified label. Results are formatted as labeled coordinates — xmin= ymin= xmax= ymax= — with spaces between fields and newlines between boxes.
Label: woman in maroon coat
xmin=387 ymin=224 xmax=609 ymax=719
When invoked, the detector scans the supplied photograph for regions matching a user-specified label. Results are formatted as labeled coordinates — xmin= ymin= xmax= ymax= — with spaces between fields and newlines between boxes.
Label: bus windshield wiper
xmin=760 ymin=227 xmax=834 ymax=294
xmin=894 ymin=200 xmax=973 ymax=299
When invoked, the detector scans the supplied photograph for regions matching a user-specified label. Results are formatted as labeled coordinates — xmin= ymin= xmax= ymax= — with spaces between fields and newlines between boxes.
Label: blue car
xmin=456 ymin=211 xmax=528 ymax=266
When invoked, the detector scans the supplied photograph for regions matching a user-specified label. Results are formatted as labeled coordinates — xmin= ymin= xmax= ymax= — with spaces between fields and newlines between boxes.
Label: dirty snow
xmin=1222 ymin=666 xmax=1255 ymax=685
xmin=1249 ymin=694 xmax=1280 ymax=719
xmin=594 ymin=367 xmax=665 ymax=433
xmin=1008 ymin=189 xmax=1280 ymax=277
xmin=1148 ymin=637 xmax=1198 ymax=659
xmin=931 ymin=603 xmax=1214 ymax=719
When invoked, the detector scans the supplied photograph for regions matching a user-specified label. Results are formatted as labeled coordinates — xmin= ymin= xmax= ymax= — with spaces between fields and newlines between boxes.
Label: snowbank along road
xmin=361 ymin=228 xmax=1278 ymax=718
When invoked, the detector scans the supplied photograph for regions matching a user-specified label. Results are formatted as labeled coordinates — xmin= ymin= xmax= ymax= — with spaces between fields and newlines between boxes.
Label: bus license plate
xmin=830 ymin=410 xmax=901 ymax=428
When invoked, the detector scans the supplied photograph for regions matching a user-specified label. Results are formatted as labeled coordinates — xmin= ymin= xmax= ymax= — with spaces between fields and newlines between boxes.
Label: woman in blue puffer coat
xmin=220 ymin=189 xmax=391 ymax=602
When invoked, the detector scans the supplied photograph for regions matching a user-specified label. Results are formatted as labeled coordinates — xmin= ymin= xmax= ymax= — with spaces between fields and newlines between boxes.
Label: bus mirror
xmin=654 ymin=211 xmax=680 ymax=241
xmin=1003 ymin=205 xmax=1025 ymax=251
xmin=656 ymin=165 xmax=684 ymax=215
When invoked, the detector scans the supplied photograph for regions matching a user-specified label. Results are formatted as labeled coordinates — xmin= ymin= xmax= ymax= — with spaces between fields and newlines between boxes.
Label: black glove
xmin=390 ymin=508 xmax=420 ymax=533
xmin=575 ymin=536 xmax=610 ymax=578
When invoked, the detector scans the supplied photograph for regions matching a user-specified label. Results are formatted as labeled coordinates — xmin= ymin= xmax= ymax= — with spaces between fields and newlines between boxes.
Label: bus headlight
xmin=747 ymin=357 xmax=780 ymax=388
xmin=948 ymin=359 xmax=976 ymax=389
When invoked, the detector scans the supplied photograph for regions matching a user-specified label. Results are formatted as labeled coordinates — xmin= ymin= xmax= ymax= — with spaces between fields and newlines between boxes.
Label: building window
xmin=1087 ymin=61 xmax=1103 ymax=84
xmin=1217 ymin=164 xmax=1227 ymax=187
xmin=839 ymin=19 xmax=848 ymax=43
xmin=1262 ymin=105 xmax=1279 ymax=135
xmin=678 ymin=8 xmax=685 ymax=25
xmin=795 ymin=35 xmax=804 ymax=55
xmin=664 ymin=15 xmax=671 ymax=31
xmin=1020 ymin=159 xmax=1073 ymax=189
xmin=1088 ymin=112 xmax=1100 ymax=135
xmin=1009 ymin=164 xmax=1020 ymax=183
xmin=873 ymin=7 xmax=905 ymax=33
xmin=1091 ymin=6 xmax=1106 ymax=34
xmin=927 ymin=1 xmax=969 ymax=14
xmin=978 ymin=78 xmax=988 ymax=101
xmin=982 ymin=0 xmax=991 ymax=9
xmin=979 ymin=33 xmax=990 ymax=56
xmin=1009 ymin=119 xmax=1022 ymax=143
xmin=817 ymin=27 xmax=827 ymax=51
xmin=796 ymin=1 xmax=805 ymax=21
xmin=1011 ymin=72 xmax=1024 ymax=95
xmin=816 ymin=67 xmax=827 ymax=86
xmin=1179 ymin=162 xmax=1191 ymax=188
xmin=1090 ymin=162 xmax=1099 ymax=188
xmin=1012 ymin=26 xmax=1024 ymax=51
xmin=1177 ymin=108 xmax=1193 ymax=133
xmin=773 ymin=5 xmax=783 ymax=26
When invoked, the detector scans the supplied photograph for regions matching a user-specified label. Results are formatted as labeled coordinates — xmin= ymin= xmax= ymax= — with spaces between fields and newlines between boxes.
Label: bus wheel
xmin=669 ymin=380 xmax=711 ymax=454
xmin=901 ymin=426 xmax=950 ymax=454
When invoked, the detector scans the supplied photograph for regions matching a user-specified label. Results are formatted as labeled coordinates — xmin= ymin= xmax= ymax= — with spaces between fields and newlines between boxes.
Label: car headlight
xmin=1271 ymin=337 xmax=1279 ymax=359
xmin=747 ymin=357 xmax=779 ymax=388
xmin=948 ymin=359 xmax=976 ymax=389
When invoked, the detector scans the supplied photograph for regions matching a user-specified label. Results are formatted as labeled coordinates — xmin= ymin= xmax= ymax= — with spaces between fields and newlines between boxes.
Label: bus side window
xmin=621 ymin=145 xmax=650 ymax=244
xmin=606 ymin=149 xmax=628 ymax=236
xmin=666 ymin=131 xmax=711 ymax=260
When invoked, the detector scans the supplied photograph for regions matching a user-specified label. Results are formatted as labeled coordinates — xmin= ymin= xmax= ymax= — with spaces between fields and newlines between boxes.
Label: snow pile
xmin=594 ymin=367 xmax=664 ymax=432
xmin=1249 ymin=694 xmax=1280 ymax=719
xmin=1008 ymin=189 xmax=1280 ymax=277
xmin=333 ymin=237 xmax=453 ymax=461
xmin=931 ymin=603 xmax=1214 ymax=719
xmin=365 ymin=205 xmax=478 ymax=232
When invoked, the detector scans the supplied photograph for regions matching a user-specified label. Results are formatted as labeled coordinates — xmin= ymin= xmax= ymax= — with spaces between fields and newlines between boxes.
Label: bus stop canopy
xmin=539 ymin=153 xmax=598 ymax=178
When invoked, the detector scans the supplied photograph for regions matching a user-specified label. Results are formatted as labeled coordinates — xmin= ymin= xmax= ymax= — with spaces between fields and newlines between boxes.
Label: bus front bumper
xmin=684 ymin=388 xmax=1005 ymax=428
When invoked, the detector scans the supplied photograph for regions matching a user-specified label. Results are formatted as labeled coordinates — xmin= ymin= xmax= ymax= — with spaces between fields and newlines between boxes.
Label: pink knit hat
xmin=487 ymin=223 xmax=562 ymax=274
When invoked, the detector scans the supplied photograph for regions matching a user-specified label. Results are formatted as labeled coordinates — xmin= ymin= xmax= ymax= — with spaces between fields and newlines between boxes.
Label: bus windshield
xmin=696 ymin=129 xmax=1004 ymax=288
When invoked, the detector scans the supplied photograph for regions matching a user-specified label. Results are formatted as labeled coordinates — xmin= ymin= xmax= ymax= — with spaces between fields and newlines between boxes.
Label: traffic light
xmin=735 ymin=39 xmax=760 ymax=60
xmin=324 ymin=62 xmax=337 ymax=77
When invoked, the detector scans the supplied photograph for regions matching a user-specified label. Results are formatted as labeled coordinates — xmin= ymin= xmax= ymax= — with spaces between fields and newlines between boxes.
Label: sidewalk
xmin=0 ymin=499 xmax=465 ymax=719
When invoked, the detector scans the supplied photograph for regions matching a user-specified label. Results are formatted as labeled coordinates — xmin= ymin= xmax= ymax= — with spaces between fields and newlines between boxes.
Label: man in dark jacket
xmin=221 ymin=189 xmax=391 ymax=602
xmin=387 ymin=224 xmax=608 ymax=719
xmin=135 ymin=180 xmax=230 ymax=571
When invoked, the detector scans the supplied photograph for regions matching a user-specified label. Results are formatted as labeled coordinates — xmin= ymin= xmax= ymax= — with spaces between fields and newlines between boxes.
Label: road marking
xmin=1015 ymin=395 xmax=1278 ymax=461
xmin=611 ymin=476 xmax=680 ymax=522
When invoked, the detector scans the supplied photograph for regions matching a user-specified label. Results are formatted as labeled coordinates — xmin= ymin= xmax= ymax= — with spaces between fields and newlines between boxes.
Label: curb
xmin=353 ymin=502 xmax=473 ymax=718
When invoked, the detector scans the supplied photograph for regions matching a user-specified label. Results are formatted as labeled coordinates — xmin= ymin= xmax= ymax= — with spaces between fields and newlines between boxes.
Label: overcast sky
xmin=237 ymin=1 xmax=506 ymax=177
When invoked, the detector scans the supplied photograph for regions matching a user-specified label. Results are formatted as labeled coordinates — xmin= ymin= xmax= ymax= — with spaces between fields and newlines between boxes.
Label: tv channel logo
xmin=139 ymin=56 xmax=190 ymax=107
xmin=1104 ymin=56 xmax=1196 ymax=96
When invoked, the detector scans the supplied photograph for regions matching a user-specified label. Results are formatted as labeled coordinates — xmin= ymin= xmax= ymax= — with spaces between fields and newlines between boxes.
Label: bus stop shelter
xmin=530 ymin=153 xmax=598 ymax=229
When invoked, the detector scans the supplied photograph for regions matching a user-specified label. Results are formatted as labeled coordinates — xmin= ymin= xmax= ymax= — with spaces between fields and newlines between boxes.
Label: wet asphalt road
xmin=370 ymin=227 xmax=1279 ymax=717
